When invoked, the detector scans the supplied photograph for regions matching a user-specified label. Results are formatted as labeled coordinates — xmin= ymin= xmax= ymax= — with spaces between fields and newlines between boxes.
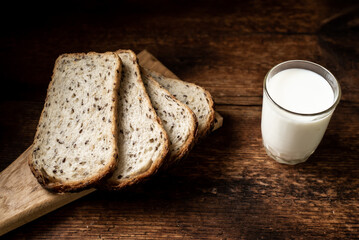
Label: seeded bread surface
xmin=141 ymin=69 xmax=198 ymax=168
xmin=143 ymin=68 xmax=215 ymax=139
xmin=105 ymin=50 xmax=169 ymax=189
xmin=29 ymin=52 xmax=121 ymax=192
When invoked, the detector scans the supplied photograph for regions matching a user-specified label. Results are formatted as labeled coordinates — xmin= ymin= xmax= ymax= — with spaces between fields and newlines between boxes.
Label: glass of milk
xmin=261 ymin=60 xmax=341 ymax=165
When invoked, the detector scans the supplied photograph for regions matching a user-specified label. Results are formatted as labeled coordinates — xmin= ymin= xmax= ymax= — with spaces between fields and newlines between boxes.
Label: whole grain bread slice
xmin=29 ymin=52 xmax=121 ymax=192
xmin=137 ymin=50 xmax=223 ymax=132
xmin=142 ymin=68 xmax=215 ymax=139
xmin=141 ymin=69 xmax=198 ymax=168
xmin=104 ymin=50 xmax=169 ymax=189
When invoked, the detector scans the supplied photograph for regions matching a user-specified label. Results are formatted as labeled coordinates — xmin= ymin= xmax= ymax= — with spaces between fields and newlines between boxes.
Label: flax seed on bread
xmin=141 ymin=69 xmax=198 ymax=168
xmin=104 ymin=50 xmax=169 ymax=189
xmin=142 ymin=68 xmax=215 ymax=139
xmin=29 ymin=52 xmax=121 ymax=192
xmin=137 ymin=50 xmax=222 ymax=133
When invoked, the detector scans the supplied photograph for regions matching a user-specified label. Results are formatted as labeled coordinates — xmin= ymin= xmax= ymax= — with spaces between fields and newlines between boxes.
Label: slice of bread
xmin=105 ymin=50 xmax=169 ymax=189
xmin=29 ymin=52 xmax=121 ymax=192
xmin=137 ymin=50 xmax=223 ymax=132
xmin=142 ymin=68 xmax=215 ymax=139
xmin=141 ymin=69 xmax=198 ymax=168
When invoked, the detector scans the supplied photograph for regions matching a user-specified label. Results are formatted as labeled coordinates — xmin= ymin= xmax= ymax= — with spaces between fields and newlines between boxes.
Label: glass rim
xmin=263 ymin=60 xmax=341 ymax=117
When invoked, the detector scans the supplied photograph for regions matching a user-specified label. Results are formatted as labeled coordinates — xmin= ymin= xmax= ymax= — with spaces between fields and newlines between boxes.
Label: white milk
xmin=268 ymin=69 xmax=334 ymax=114
xmin=261 ymin=68 xmax=336 ymax=164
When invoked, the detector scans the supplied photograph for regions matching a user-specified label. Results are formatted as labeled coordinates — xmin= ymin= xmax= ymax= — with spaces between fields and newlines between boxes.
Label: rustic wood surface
xmin=1 ymin=0 xmax=358 ymax=239
xmin=0 ymin=145 xmax=95 ymax=236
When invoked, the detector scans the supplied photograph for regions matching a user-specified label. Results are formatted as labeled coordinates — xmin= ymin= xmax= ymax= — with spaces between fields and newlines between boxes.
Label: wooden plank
xmin=0 ymin=147 xmax=94 ymax=236
xmin=138 ymin=50 xmax=179 ymax=79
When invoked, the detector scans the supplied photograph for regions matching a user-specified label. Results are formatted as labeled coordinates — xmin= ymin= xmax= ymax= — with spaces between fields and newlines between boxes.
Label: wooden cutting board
xmin=0 ymin=50 xmax=222 ymax=236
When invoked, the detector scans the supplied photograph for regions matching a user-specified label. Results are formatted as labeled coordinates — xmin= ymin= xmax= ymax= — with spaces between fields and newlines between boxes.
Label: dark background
xmin=1 ymin=0 xmax=359 ymax=239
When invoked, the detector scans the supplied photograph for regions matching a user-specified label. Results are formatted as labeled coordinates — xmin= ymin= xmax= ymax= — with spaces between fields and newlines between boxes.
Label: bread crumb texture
xmin=31 ymin=52 xmax=120 ymax=187
xmin=142 ymin=72 xmax=196 ymax=162
xmin=109 ymin=51 xmax=168 ymax=183
xmin=146 ymin=69 xmax=214 ymax=137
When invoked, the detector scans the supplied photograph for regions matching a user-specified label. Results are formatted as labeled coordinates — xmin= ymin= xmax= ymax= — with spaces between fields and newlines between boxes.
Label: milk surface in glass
xmin=261 ymin=66 xmax=337 ymax=165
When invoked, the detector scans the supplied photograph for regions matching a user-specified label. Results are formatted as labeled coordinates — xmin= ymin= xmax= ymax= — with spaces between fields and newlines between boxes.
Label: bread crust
xmin=200 ymin=88 xmax=216 ymax=138
xmin=103 ymin=50 xmax=169 ymax=190
xmin=28 ymin=52 xmax=121 ymax=193
xmin=143 ymin=68 xmax=216 ymax=140
xmin=141 ymin=71 xmax=199 ymax=169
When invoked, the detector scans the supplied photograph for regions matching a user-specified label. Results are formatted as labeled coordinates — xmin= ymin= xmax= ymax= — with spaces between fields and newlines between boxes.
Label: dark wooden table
xmin=1 ymin=1 xmax=358 ymax=239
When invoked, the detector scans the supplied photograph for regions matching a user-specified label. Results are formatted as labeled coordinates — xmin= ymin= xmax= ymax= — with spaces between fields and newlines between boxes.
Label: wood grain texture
xmin=0 ymin=147 xmax=95 ymax=236
xmin=0 ymin=0 xmax=358 ymax=239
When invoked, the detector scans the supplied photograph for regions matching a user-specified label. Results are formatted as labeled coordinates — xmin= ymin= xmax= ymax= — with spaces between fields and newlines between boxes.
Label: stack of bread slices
xmin=29 ymin=50 xmax=222 ymax=192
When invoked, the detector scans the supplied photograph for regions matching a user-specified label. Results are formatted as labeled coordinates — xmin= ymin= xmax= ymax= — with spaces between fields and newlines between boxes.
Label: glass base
xmin=263 ymin=144 xmax=310 ymax=165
